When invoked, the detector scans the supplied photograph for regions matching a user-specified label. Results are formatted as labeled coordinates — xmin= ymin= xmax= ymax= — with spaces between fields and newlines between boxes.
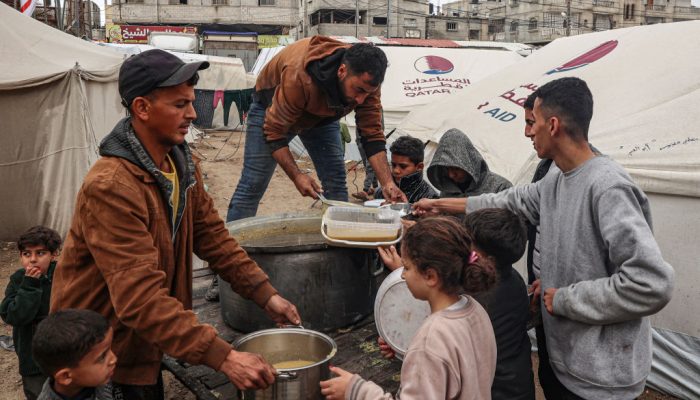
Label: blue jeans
xmin=226 ymin=102 xmax=348 ymax=222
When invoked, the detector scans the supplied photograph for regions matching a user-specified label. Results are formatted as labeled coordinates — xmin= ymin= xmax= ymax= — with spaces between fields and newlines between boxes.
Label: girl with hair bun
xmin=321 ymin=216 xmax=498 ymax=400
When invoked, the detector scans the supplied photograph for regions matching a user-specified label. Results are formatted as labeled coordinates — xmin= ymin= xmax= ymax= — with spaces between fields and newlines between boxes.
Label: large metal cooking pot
xmin=234 ymin=327 xmax=337 ymax=400
xmin=220 ymin=212 xmax=379 ymax=332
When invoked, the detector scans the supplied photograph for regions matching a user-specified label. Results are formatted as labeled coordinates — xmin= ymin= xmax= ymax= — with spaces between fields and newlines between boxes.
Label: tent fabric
xmin=0 ymin=4 xmax=123 ymax=89
xmin=397 ymin=22 xmax=700 ymax=198
xmin=0 ymin=3 xmax=124 ymax=240
xmin=647 ymin=328 xmax=700 ymax=399
xmin=397 ymin=22 xmax=700 ymax=398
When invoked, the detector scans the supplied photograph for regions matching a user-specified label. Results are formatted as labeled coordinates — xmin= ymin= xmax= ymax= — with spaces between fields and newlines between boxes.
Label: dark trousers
xmin=112 ymin=371 xmax=164 ymax=400
xmin=536 ymin=320 xmax=586 ymax=400
xmin=22 ymin=373 xmax=47 ymax=400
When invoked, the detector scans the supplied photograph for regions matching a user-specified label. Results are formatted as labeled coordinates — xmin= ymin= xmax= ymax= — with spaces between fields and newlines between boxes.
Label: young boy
xmin=463 ymin=209 xmax=535 ymax=400
xmin=32 ymin=309 xmax=116 ymax=400
xmin=0 ymin=226 xmax=62 ymax=400
xmin=375 ymin=135 xmax=437 ymax=203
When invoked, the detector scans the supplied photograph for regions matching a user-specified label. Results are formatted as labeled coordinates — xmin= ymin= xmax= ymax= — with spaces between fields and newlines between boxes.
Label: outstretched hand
xmin=377 ymin=246 xmax=402 ymax=271
xmin=320 ymin=366 xmax=354 ymax=400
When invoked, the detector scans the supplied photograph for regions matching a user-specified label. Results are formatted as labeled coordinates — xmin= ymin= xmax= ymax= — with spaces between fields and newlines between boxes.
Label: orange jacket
xmin=255 ymin=36 xmax=386 ymax=156
xmin=51 ymin=118 xmax=277 ymax=385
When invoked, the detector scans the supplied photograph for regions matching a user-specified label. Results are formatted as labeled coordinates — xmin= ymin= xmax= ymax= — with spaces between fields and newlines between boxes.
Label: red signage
xmin=106 ymin=24 xmax=197 ymax=44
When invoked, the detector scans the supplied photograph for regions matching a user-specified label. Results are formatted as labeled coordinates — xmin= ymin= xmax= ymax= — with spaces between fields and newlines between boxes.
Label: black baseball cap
xmin=118 ymin=49 xmax=210 ymax=108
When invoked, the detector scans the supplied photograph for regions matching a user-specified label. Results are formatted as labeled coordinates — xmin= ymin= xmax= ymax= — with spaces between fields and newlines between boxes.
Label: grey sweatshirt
xmin=427 ymin=129 xmax=512 ymax=198
xmin=467 ymin=155 xmax=674 ymax=399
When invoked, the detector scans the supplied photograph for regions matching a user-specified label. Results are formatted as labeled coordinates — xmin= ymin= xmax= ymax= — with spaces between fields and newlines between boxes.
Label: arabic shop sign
xmin=106 ymin=24 xmax=197 ymax=44
xmin=257 ymin=35 xmax=293 ymax=48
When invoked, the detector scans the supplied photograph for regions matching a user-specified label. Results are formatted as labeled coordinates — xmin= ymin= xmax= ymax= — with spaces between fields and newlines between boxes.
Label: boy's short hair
xmin=389 ymin=136 xmax=425 ymax=165
xmin=462 ymin=208 xmax=527 ymax=269
xmin=32 ymin=309 xmax=109 ymax=376
xmin=17 ymin=226 xmax=62 ymax=253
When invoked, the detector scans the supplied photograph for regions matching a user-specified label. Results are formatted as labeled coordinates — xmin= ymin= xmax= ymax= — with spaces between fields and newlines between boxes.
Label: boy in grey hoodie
xmin=414 ymin=77 xmax=674 ymax=399
xmin=427 ymin=128 xmax=512 ymax=198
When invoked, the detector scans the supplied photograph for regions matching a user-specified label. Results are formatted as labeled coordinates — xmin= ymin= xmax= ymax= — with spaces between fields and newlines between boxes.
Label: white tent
xmin=0 ymin=3 xmax=125 ymax=241
xmin=397 ymin=21 xmax=700 ymax=399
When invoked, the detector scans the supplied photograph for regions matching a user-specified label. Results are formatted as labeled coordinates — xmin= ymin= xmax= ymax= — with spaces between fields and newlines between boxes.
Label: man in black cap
xmin=51 ymin=49 xmax=301 ymax=399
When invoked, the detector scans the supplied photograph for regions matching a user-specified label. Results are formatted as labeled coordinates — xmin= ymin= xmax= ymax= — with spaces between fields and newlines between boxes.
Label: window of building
xmin=259 ymin=0 xmax=275 ymax=5
xmin=168 ymin=0 xmax=186 ymax=5
xmin=510 ymin=20 xmax=518 ymax=32
xmin=125 ymin=0 xmax=144 ymax=3
xmin=404 ymin=18 xmax=417 ymax=27
xmin=212 ymin=0 xmax=228 ymax=5
xmin=469 ymin=29 xmax=480 ymax=39
xmin=452 ymin=11 xmax=460 ymax=16
xmin=373 ymin=16 xmax=387 ymax=26
xmin=624 ymin=3 xmax=636 ymax=20
xmin=529 ymin=17 xmax=538 ymax=29
xmin=429 ymin=20 xmax=436 ymax=29
xmin=488 ymin=18 xmax=504 ymax=33
xmin=593 ymin=13 xmax=612 ymax=30
xmin=447 ymin=21 xmax=458 ymax=31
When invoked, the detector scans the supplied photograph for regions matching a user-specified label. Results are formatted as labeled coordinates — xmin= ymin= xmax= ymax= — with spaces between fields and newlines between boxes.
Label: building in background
xmin=304 ymin=0 xmax=429 ymax=39
xmin=439 ymin=0 xmax=700 ymax=45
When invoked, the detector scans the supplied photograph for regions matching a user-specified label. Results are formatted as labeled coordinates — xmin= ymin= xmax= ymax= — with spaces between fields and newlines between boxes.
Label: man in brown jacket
xmin=51 ymin=49 xmax=300 ymax=400
xmin=225 ymin=36 xmax=406 ymax=223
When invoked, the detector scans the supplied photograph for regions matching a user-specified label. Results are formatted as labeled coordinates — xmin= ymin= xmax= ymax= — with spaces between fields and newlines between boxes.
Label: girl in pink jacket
xmin=321 ymin=216 xmax=498 ymax=400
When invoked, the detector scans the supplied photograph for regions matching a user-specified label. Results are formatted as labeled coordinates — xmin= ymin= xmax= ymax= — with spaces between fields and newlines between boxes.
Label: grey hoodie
xmin=467 ymin=155 xmax=675 ymax=399
xmin=427 ymin=129 xmax=512 ymax=198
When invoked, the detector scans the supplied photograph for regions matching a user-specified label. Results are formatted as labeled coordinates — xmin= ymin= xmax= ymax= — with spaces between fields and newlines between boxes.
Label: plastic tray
xmin=321 ymin=206 xmax=403 ymax=248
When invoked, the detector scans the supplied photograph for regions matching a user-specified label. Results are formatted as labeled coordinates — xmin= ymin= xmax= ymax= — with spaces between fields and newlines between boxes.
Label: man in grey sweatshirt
xmin=414 ymin=77 xmax=674 ymax=399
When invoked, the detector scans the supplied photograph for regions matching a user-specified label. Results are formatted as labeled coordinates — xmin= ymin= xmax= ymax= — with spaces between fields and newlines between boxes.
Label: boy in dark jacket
xmin=463 ymin=209 xmax=535 ymax=400
xmin=0 ymin=226 xmax=62 ymax=400
xmin=375 ymin=135 xmax=438 ymax=203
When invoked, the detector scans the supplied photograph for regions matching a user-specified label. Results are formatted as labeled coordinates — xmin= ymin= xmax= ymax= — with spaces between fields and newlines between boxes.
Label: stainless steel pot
xmin=221 ymin=211 xmax=380 ymax=332
xmin=234 ymin=327 xmax=337 ymax=400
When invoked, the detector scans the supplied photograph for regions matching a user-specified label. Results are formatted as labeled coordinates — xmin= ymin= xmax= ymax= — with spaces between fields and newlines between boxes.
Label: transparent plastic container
xmin=323 ymin=206 xmax=401 ymax=242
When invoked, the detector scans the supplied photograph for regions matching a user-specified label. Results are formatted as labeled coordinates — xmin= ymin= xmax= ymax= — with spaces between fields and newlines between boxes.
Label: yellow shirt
xmin=160 ymin=154 xmax=179 ymax=226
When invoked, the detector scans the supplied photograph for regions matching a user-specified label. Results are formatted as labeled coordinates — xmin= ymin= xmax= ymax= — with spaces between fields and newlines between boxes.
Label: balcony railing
xmin=593 ymin=0 xmax=615 ymax=7
xmin=675 ymin=6 xmax=700 ymax=13
xmin=645 ymin=4 xmax=666 ymax=11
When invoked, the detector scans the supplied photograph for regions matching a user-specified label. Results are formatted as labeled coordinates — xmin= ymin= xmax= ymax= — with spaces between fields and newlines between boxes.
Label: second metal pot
xmin=234 ymin=327 xmax=337 ymax=400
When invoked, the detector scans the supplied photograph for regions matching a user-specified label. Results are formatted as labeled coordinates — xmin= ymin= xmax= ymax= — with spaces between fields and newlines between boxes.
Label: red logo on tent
xmin=546 ymin=40 xmax=618 ymax=75
xmin=414 ymin=56 xmax=454 ymax=75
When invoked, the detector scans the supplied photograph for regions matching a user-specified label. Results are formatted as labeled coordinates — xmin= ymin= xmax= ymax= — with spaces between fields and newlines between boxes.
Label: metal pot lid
xmin=373 ymin=267 xmax=431 ymax=360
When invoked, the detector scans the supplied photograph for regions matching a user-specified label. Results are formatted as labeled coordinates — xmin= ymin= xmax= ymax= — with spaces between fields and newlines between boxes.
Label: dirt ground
xmin=0 ymin=130 xmax=677 ymax=399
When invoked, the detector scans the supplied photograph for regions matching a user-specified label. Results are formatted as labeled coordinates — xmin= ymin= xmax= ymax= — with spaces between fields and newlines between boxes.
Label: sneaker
xmin=204 ymin=276 xmax=219 ymax=302
xmin=351 ymin=191 xmax=370 ymax=201
xmin=0 ymin=335 xmax=13 ymax=351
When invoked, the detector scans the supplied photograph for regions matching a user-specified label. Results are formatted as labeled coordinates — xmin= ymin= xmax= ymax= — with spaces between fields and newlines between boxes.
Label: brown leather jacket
xmin=51 ymin=118 xmax=277 ymax=385
xmin=255 ymin=35 xmax=386 ymax=157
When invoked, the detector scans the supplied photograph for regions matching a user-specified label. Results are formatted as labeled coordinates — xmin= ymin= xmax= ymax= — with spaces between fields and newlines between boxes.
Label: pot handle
xmin=276 ymin=371 xmax=299 ymax=381
xmin=279 ymin=324 xmax=305 ymax=329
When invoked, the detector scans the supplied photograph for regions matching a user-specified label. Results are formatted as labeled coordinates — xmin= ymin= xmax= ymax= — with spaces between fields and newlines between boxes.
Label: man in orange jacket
xmin=52 ymin=49 xmax=301 ymax=400
xmin=226 ymin=36 xmax=406 ymax=223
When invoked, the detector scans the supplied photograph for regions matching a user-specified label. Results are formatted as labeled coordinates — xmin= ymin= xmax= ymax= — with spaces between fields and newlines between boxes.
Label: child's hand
xmin=377 ymin=337 xmax=395 ymax=359
xmin=24 ymin=266 xmax=42 ymax=279
xmin=377 ymin=246 xmax=402 ymax=271
xmin=320 ymin=366 xmax=354 ymax=400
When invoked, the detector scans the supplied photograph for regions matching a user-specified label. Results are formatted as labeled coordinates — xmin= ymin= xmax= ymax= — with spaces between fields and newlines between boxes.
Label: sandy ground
xmin=0 ymin=130 xmax=676 ymax=399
